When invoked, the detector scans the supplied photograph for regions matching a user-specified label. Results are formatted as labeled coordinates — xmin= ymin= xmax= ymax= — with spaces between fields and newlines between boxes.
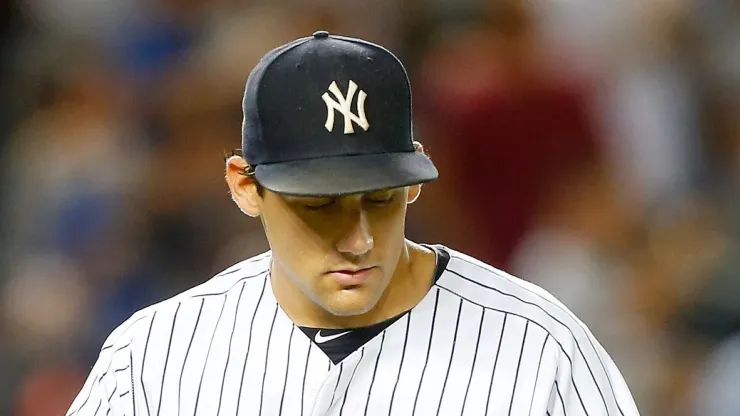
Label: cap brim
xmin=254 ymin=151 xmax=439 ymax=196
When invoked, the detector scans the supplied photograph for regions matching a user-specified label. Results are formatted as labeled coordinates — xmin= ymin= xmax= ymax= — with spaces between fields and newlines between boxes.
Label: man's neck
xmin=272 ymin=241 xmax=437 ymax=328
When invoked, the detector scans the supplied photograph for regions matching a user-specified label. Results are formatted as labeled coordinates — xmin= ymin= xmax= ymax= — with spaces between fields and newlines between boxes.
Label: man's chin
xmin=319 ymin=292 xmax=380 ymax=318
xmin=321 ymin=301 xmax=376 ymax=317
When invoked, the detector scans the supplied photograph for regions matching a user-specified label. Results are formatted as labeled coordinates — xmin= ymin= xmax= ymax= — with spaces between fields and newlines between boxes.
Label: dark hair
xmin=224 ymin=148 xmax=265 ymax=197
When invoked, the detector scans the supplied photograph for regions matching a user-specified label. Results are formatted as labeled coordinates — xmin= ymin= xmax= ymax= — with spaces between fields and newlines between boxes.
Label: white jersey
xmin=66 ymin=247 xmax=639 ymax=415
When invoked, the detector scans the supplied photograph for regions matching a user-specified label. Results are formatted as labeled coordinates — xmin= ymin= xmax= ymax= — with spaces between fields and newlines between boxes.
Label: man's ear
xmin=406 ymin=141 xmax=427 ymax=205
xmin=407 ymin=184 xmax=422 ymax=204
xmin=225 ymin=156 xmax=262 ymax=217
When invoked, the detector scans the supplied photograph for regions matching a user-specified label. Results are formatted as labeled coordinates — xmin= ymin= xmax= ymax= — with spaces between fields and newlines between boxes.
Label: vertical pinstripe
xmin=235 ymin=276 xmax=267 ymax=414
xmin=387 ymin=313 xmax=411 ymax=415
xmin=329 ymin=362 xmax=344 ymax=408
xmin=193 ymin=297 xmax=227 ymax=414
xmin=461 ymin=307 xmax=486 ymax=413
xmin=435 ymin=298 xmax=464 ymax=415
xmin=486 ymin=313 xmax=508 ymax=414
xmin=528 ymin=334 xmax=550 ymax=415
xmin=155 ymin=303 xmax=180 ymax=416
xmin=300 ymin=343 xmax=311 ymax=416
xmin=278 ymin=325 xmax=297 ymax=414
xmin=555 ymin=380 xmax=567 ymax=416
xmin=339 ymin=348 xmax=365 ymax=415
xmin=130 ymin=349 xmax=137 ymax=416
xmin=216 ymin=282 xmax=246 ymax=415
xmin=258 ymin=305 xmax=280 ymax=414
xmin=509 ymin=321 xmax=529 ymax=414
xmin=361 ymin=330 xmax=385 ymax=416
xmin=140 ymin=312 xmax=156 ymax=416
xmin=411 ymin=288 xmax=440 ymax=414
xmin=177 ymin=298 xmax=204 ymax=416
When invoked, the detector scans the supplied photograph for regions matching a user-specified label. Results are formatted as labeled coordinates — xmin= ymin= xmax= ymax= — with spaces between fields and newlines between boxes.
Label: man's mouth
xmin=328 ymin=266 xmax=378 ymax=286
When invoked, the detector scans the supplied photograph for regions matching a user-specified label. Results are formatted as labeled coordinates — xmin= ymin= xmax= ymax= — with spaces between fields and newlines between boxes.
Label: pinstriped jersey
xmin=66 ymin=247 xmax=640 ymax=415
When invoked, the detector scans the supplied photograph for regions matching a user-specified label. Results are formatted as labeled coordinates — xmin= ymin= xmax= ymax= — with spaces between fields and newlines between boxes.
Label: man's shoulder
xmin=440 ymin=247 xmax=570 ymax=310
xmin=436 ymin=246 xmax=598 ymax=350
xmin=174 ymin=250 xmax=272 ymax=299
xmin=97 ymin=251 xmax=273 ymax=354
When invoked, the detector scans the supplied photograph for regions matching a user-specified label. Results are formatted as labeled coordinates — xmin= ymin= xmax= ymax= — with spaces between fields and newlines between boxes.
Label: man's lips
xmin=328 ymin=266 xmax=378 ymax=286
xmin=329 ymin=266 xmax=376 ymax=274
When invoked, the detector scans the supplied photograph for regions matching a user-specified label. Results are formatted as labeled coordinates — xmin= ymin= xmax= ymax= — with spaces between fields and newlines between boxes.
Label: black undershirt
xmin=299 ymin=245 xmax=450 ymax=364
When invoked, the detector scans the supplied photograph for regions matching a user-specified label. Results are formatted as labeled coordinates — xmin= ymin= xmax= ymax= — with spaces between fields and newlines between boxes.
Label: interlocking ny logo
xmin=322 ymin=80 xmax=370 ymax=134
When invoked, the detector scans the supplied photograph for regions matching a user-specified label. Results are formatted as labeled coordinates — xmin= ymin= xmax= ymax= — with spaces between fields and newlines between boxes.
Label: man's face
xmin=259 ymin=187 xmax=415 ymax=317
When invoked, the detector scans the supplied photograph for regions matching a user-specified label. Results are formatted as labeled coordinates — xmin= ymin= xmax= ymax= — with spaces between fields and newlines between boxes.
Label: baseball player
xmin=66 ymin=31 xmax=640 ymax=415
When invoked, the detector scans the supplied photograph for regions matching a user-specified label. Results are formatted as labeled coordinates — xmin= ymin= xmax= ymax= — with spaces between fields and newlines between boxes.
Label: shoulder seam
xmin=98 ymin=254 xmax=270 ymax=355
xmin=101 ymin=314 xmax=151 ymax=351
xmin=213 ymin=251 xmax=271 ymax=278
xmin=438 ymin=285 xmax=573 ymax=363
xmin=188 ymin=270 xmax=269 ymax=299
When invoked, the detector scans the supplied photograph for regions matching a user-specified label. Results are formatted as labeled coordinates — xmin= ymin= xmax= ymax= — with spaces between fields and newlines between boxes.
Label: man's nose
xmin=336 ymin=208 xmax=374 ymax=256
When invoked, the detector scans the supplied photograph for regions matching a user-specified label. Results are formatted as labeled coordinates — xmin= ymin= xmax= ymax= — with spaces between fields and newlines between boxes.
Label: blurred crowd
xmin=0 ymin=0 xmax=739 ymax=414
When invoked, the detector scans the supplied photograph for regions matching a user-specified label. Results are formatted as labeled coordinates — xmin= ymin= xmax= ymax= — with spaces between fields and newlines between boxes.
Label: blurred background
xmin=0 ymin=0 xmax=739 ymax=414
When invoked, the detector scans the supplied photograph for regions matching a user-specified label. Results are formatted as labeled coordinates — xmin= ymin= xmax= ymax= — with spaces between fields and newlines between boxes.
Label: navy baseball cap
xmin=241 ymin=30 xmax=438 ymax=196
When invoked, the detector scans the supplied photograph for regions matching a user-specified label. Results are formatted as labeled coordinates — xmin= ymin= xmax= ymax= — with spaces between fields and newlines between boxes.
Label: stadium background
xmin=0 ymin=0 xmax=739 ymax=414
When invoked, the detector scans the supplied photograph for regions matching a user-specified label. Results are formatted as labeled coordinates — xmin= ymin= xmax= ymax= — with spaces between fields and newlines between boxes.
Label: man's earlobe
xmin=407 ymin=184 xmax=422 ymax=204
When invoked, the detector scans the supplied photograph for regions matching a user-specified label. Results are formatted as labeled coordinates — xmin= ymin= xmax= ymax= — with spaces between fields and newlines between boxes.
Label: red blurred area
xmin=14 ymin=366 xmax=86 ymax=416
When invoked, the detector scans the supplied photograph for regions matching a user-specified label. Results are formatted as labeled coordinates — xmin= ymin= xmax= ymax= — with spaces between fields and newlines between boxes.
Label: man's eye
xmin=366 ymin=196 xmax=395 ymax=205
xmin=303 ymin=200 xmax=335 ymax=210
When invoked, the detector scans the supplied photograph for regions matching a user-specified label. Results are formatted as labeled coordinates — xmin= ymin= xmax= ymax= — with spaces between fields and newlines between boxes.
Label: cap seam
xmin=243 ymin=36 xmax=312 ymax=160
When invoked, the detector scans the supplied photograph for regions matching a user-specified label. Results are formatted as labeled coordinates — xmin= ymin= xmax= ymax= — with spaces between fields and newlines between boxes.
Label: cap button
xmin=313 ymin=30 xmax=330 ymax=39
